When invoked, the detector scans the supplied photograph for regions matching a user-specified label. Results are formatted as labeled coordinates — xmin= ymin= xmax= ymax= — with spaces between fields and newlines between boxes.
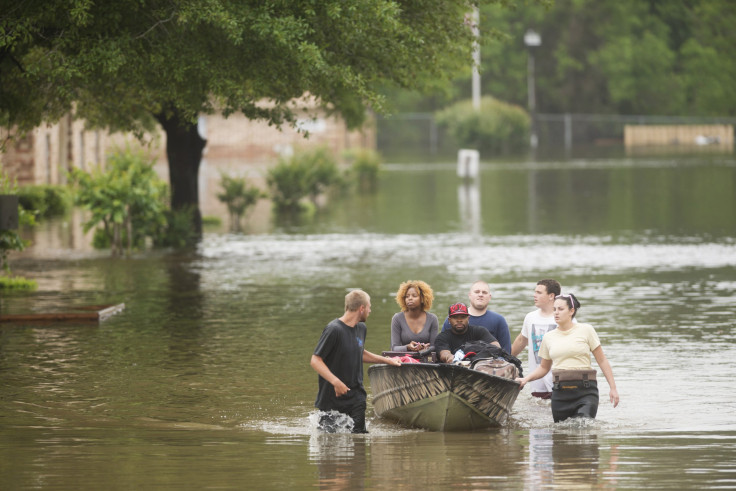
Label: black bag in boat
xmin=458 ymin=341 xmax=524 ymax=378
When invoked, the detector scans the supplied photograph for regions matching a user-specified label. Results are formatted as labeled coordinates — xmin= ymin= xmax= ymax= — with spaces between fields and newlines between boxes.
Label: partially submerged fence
xmin=377 ymin=112 xmax=736 ymax=159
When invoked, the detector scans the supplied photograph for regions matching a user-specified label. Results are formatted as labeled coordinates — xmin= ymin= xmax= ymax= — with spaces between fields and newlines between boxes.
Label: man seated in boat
xmin=435 ymin=303 xmax=501 ymax=364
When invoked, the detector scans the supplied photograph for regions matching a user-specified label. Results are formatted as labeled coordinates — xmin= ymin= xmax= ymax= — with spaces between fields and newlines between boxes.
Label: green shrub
xmin=17 ymin=185 xmax=72 ymax=218
xmin=154 ymin=207 xmax=200 ymax=248
xmin=301 ymin=147 xmax=343 ymax=202
xmin=267 ymin=147 xmax=341 ymax=213
xmin=91 ymin=228 xmax=111 ymax=249
xmin=344 ymin=148 xmax=383 ymax=191
xmin=70 ymin=148 xmax=169 ymax=255
xmin=0 ymin=275 xmax=38 ymax=290
xmin=435 ymin=96 xmax=530 ymax=156
xmin=202 ymin=215 xmax=222 ymax=226
xmin=42 ymin=185 xmax=73 ymax=216
xmin=16 ymin=186 xmax=46 ymax=217
xmin=216 ymin=173 xmax=264 ymax=230
xmin=0 ymin=171 xmax=36 ymax=273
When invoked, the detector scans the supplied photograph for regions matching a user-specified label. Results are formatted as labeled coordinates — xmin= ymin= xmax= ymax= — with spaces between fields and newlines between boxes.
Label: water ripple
xmin=198 ymin=233 xmax=736 ymax=281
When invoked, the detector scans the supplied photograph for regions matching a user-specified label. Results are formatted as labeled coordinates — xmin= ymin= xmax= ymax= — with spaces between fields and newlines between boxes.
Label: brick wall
xmin=2 ymin=109 xmax=375 ymax=187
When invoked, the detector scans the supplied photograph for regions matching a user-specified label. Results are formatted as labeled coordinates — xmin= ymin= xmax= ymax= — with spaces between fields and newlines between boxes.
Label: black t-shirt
xmin=313 ymin=318 xmax=367 ymax=411
xmin=434 ymin=324 xmax=497 ymax=356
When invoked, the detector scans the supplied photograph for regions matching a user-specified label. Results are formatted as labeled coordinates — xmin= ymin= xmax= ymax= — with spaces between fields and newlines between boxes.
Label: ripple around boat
xmin=368 ymin=363 xmax=521 ymax=432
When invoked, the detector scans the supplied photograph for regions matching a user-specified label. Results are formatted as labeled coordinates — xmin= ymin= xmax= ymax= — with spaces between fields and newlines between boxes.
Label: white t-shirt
xmin=521 ymin=309 xmax=557 ymax=393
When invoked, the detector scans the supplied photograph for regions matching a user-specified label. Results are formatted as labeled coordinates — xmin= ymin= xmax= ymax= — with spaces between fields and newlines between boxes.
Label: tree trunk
xmin=155 ymin=108 xmax=207 ymax=237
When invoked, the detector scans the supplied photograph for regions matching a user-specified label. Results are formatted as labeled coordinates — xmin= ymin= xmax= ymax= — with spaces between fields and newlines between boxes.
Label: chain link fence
xmin=376 ymin=112 xmax=736 ymax=160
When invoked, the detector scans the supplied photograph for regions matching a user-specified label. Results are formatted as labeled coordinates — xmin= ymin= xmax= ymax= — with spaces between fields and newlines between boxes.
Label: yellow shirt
xmin=539 ymin=322 xmax=601 ymax=370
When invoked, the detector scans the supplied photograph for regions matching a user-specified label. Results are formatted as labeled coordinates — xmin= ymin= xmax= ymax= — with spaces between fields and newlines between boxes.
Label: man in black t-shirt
xmin=310 ymin=289 xmax=400 ymax=433
xmin=435 ymin=302 xmax=500 ymax=364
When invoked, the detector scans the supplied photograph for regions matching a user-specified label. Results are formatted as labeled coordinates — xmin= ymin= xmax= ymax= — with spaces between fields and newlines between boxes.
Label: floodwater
xmin=2 ymin=155 xmax=736 ymax=489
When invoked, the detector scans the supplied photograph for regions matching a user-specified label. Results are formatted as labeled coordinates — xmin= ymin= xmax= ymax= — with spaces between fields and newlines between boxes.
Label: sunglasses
xmin=555 ymin=293 xmax=577 ymax=308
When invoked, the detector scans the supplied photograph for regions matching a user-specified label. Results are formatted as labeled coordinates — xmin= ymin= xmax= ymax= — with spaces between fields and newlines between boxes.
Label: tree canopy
xmin=386 ymin=0 xmax=736 ymax=117
xmin=3 ymin=0 xmax=525 ymax=234
xmin=1 ymin=0 xmax=498 ymax=132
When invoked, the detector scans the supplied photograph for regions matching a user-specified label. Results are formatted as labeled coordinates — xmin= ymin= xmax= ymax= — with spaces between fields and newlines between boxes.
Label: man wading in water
xmin=310 ymin=289 xmax=401 ymax=433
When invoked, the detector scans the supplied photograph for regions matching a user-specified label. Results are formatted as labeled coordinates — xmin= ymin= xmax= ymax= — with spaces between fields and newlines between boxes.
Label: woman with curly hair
xmin=390 ymin=280 xmax=439 ymax=352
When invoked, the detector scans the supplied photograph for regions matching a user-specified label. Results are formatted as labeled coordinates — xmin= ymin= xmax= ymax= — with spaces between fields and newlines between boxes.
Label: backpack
xmin=458 ymin=341 xmax=524 ymax=378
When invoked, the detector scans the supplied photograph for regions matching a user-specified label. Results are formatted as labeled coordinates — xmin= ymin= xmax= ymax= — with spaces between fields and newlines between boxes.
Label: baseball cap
xmin=448 ymin=302 xmax=469 ymax=317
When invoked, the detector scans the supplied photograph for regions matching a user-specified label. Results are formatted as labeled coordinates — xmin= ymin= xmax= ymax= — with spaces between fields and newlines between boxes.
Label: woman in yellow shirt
xmin=517 ymin=293 xmax=619 ymax=422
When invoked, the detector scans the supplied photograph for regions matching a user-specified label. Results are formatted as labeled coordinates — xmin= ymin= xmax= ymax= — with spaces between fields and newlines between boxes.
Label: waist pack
xmin=552 ymin=369 xmax=596 ymax=382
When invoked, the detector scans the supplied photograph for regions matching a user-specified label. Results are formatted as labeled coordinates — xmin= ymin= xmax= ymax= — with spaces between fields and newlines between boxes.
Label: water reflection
xmin=309 ymin=433 xmax=368 ymax=490
xmin=457 ymin=179 xmax=481 ymax=235
xmin=549 ymin=431 xmax=601 ymax=488
xmin=524 ymin=428 xmax=623 ymax=489
xmin=526 ymin=429 xmax=554 ymax=486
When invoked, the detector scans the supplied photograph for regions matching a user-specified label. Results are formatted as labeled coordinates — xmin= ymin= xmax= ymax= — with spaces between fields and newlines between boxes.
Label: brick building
xmin=1 ymin=108 xmax=376 ymax=188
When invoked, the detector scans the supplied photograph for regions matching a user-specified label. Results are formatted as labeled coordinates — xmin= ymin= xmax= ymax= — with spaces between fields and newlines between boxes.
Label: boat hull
xmin=368 ymin=363 xmax=520 ymax=431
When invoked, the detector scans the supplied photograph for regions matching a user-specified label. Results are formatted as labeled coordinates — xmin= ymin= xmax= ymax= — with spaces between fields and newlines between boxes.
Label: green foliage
xmin=154 ymin=207 xmax=200 ymax=249
xmin=301 ymin=147 xmax=343 ymax=202
xmin=266 ymin=147 xmax=341 ymax=214
xmin=2 ymin=0 xmax=527 ymax=231
xmin=2 ymin=0 xmax=493 ymax=134
xmin=267 ymin=160 xmax=311 ymax=213
xmin=202 ymin=216 xmax=222 ymax=226
xmin=0 ymin=171 xmax=36 ymax=273
xmin=70 ymin=148 xmax=169 ymax=255
xmin=0 ymin=275 xmax=38 ymax=290
xmin=17 ymin=185 xmax=73 ymax=219
xmin=435 ymin=96 xmax=530 ymax=156
xmin=0 ymin=230 xmax=27 ymax=274
xmin=216 ymin=173 xmax=264 ymax=231
xmin=91 ymin=227 xmax=111 ymax=249
xmin=344 ymin=148 xmax=383 ymax=192
xmin=380 ymin=0 xmax=736 ymax=119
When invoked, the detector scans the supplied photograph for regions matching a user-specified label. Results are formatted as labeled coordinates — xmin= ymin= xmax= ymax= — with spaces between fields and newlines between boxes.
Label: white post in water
xmin=457 ymin=149 xmax=479 ymax=179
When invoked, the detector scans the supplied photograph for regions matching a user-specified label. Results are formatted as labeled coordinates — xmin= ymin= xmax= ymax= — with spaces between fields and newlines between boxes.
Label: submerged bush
xmin=435 ymin=96 xmax=530 ymax=156
xmin=17 ymin=185 xmax=72 ymax=218
xmin=154 ymin=206 xmax=200 ymax=249
xmin=344 ymin=148 xmax=383 ymax=192
xmin=0 ymin=171 xmax=36 ymax=275
xmin=202 ymin=216 xmax=222 ymax=226
xmin=267 ymin=147 xmax=341 ymax=213
xmin=216 ymin=173 xmax=264 ymax=230
xmin=0 ymin=275 xmax=37 ymax=290
xmin=70 ymin=148 xmax=169 ymax=255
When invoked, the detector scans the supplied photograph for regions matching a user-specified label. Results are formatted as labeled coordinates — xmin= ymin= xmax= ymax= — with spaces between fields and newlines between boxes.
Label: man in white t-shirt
xmin=511 ymin=279 xmax=561 ymax=399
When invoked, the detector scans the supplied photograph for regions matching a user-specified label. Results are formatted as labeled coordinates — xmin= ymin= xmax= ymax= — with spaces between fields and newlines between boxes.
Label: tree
xmin=2 ymin=0 xmax=503 ymax=235
xmin=385 ymin=0 xmax=736 ymax=118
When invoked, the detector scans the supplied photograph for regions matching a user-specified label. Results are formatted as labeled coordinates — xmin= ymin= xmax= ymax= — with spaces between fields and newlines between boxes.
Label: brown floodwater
xmin=2 ymin=156 xmax=735 ymax=489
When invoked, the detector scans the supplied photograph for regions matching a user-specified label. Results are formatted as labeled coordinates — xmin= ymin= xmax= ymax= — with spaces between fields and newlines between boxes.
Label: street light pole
xmin=524 ymin=29 xmax=541 ymax=150
xmin=471 ymin=7 xmax=481 ymax=111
